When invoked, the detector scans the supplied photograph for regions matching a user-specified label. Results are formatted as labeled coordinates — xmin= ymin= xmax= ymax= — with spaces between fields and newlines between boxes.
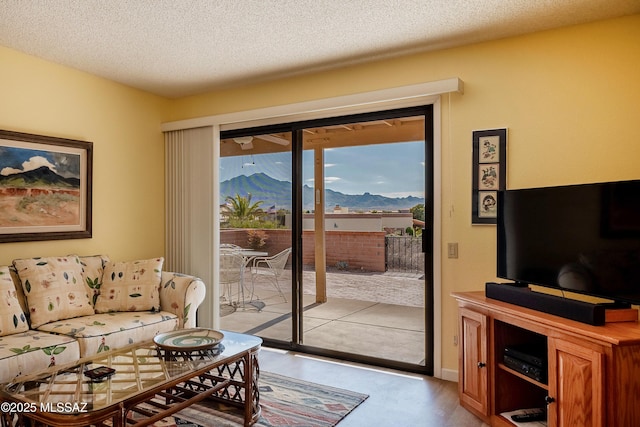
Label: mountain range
xmin=221 ymin=173 xmax=424 ymax=211
xmin=0 ymin=166 xmax=79 ymax=188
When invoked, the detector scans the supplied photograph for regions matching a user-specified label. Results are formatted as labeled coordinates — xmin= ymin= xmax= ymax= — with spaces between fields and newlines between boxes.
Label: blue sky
xmin=220 ymin=141 xmax=425 ymax=198
xmin=0 ymin=145 xmax=80 ymax=178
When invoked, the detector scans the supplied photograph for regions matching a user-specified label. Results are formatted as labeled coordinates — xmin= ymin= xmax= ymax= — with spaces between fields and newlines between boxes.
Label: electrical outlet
xmin=448 ymin=242 xmax=459 ymax=258
xmin=453 ymin=335 xmax=458 ymax=346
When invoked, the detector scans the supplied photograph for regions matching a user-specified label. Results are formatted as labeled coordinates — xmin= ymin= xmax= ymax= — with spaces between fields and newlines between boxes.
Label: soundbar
xmin=485 ymin=282 xmax=606 ymax=326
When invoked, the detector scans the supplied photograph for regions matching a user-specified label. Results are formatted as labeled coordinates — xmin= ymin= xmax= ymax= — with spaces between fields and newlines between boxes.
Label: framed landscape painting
xmin=0 ymin=130 xmax=92 ymax=242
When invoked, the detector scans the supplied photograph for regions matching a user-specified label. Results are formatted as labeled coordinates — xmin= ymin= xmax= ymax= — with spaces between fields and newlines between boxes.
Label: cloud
xmin=51 ymin=153 xmax=79 ymax=177
xmin=325 ymin=176 xmax=341 ymax=183
xmin=380 ymin=191 xmax=425 ymax=198
xmin=0 ymin=156 xmax=57 ymax=176
xmin=0 ymin=167 xmax=21 ymax=176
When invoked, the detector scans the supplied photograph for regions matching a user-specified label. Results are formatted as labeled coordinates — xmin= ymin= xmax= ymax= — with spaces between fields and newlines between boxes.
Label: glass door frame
xmin=221 ymin=104 xmax=434 ymax=375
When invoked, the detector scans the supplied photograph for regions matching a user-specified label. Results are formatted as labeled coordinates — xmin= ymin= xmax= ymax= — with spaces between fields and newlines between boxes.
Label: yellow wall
xmin=0 ymin=45 xmax=169 ymax=264
xmin=166 ymin=14 xmax=640 ymax=373
xmin=0 ymin=14 xmax=638 ymax=374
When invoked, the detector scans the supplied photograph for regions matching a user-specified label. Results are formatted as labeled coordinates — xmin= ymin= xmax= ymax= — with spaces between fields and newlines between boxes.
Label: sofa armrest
xmin=160 ymin=272 xmax=206 ymax=329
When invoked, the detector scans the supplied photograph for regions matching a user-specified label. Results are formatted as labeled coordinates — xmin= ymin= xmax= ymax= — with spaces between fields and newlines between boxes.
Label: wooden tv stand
xmin=452 ymin=291 xmax=640 ymax=427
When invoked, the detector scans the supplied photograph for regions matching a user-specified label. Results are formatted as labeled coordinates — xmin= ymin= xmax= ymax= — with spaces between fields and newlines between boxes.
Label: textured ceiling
xmin=0 ymin=0 xmax=638 ymax=98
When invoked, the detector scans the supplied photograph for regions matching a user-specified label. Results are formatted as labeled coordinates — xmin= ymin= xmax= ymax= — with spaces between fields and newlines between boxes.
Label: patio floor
xmin=220 ymin=268 xmax=427 ymax=365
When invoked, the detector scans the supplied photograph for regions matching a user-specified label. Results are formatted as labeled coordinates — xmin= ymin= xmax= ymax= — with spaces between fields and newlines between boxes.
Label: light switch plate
xmin=448 ymin=243 xmax=458 ymax=258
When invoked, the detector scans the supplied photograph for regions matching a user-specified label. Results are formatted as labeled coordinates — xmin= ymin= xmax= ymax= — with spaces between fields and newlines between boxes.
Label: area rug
xmin=143 ymin=371 xmax=368 ymax=427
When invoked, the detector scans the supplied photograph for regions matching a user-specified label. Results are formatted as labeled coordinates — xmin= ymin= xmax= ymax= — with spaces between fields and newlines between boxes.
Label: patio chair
xmin=251 ymin=247 xmax=292 ymax=302
xmin=219 ymin=248 xmax=251 ymax=306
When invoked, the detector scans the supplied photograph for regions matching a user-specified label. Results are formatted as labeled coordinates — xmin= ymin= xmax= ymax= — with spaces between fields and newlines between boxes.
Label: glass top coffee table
xmin=0 ymin=329 xmax=262 ymax=427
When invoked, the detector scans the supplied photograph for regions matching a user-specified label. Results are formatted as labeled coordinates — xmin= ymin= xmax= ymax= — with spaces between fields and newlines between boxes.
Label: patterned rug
xmin=144 ymin=371 xmax=368 ymax=427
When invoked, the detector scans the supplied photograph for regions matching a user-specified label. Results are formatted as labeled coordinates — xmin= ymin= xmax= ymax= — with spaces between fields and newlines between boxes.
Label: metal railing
xmin=385 ymin=235 xmax=424 ymax=274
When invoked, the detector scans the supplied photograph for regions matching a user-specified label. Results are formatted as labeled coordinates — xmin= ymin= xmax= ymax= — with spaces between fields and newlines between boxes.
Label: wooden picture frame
xmin=472 ymin=128 xmax=506 ymax=224
xmin=0 ymin=130 xmax=92 ymax=242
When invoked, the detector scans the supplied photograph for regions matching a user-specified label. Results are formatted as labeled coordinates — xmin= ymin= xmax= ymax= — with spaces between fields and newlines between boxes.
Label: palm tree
xmin=223 ymin=193 xmax=264 ymax=220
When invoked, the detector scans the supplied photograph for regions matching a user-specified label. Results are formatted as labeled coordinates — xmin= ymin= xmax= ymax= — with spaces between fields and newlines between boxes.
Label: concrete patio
xmin=220 ymin=268 xmax=427 ymax=365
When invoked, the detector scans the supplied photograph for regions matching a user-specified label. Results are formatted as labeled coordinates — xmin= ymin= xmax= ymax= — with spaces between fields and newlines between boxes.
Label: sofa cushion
xmin=13 ymin=256 xmax=94 ymax=328
xmin=0 ymin=266 xmax=29 ymax=336
xmin=37 ymin=311 xmax=178 ymax=357
xmin=0 ymin=330 xmax=80 ymax=383
xmin=79 ymin=254 xmax=110 ymax=306
xmin=95 ymin=258 xmax=163 ymax=313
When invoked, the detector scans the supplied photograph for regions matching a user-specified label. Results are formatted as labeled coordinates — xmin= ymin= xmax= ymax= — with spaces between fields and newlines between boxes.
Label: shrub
xmin=246 ymin=229 xmax=268 ymax=249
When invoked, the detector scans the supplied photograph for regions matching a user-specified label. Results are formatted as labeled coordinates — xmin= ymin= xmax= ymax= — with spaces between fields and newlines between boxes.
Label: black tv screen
xmin=497 ymin=180 xmax=640 ymax=305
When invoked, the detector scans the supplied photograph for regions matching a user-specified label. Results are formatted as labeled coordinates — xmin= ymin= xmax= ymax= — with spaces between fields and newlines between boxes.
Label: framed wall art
xmin=472 ymin=128 xmax=506 ymax=224
xmin=0 ymin=129 xmax=92 ymax=242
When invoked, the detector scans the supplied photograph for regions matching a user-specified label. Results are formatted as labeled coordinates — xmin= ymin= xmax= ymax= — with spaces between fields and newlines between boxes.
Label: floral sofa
xmin=0 ymin=255 xmax=206 ymax=384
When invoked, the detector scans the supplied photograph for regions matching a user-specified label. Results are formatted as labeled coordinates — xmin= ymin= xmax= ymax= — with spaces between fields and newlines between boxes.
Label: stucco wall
xmin=168 ymin=15 xmax=640 ymax=375
xmin=0 ymin=45 xmax=169 ymax=264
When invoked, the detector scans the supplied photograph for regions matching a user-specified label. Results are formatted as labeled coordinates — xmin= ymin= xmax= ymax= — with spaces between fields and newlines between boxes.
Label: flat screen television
xmin=497 ymin=180 xmax=640 ymax=306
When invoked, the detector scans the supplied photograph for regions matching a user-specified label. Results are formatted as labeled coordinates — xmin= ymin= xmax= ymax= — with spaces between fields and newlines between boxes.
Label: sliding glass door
xmin=219 ymin=106 xmax=434 ymax=374
xmin=218 ymin=129 xmax=294 ymax=338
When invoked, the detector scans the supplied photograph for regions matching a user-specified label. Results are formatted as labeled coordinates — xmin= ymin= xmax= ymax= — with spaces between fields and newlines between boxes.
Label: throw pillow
xmin=8 ymin=265 xmax=29 ymax=316
xmin=94 ymin=257 xmax=164 ymax=313
xmin=13 ymin=256 xmax=94 ymax=328
xmin=79 ymin=254 xmax=110 ymax=306
xmin=0 ymin=265 xmax=29 ymax=336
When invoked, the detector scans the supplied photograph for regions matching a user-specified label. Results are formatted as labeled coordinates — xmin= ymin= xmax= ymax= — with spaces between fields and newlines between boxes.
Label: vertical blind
xmin=164 ymin=126 xmax=218 ymax=328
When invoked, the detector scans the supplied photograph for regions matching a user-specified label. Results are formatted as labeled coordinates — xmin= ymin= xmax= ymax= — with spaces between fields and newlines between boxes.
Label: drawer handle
xmin=477 ymin=362 xmax=486 ymax=368
xmin=545 ymin=396 xmax=556 ymax=404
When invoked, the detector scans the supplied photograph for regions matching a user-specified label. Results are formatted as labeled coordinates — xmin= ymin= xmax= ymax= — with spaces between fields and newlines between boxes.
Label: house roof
xmin=0 ymin=0 xmax=638 ymax=98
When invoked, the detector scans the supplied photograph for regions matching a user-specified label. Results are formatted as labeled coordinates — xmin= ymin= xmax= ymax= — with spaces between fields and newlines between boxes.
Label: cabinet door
xmin=548 ymin=338 xmax=605 ymax=427
xmin=459 ymin=307 xmax=489 ymax=417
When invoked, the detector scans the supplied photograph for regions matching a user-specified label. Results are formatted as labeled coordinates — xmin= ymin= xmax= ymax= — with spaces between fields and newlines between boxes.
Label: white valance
xmin=161 ymin=77 xmax=463 ymax=132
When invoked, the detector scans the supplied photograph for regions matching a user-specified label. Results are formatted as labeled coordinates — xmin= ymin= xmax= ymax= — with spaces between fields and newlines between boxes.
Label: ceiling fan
xmin=233 ymin=134 xmax=290 ymax=150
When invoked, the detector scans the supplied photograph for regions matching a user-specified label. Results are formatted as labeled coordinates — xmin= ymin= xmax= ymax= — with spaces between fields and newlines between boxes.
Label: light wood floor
xmin=259 ymin=347 xmax=487 ymax=427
